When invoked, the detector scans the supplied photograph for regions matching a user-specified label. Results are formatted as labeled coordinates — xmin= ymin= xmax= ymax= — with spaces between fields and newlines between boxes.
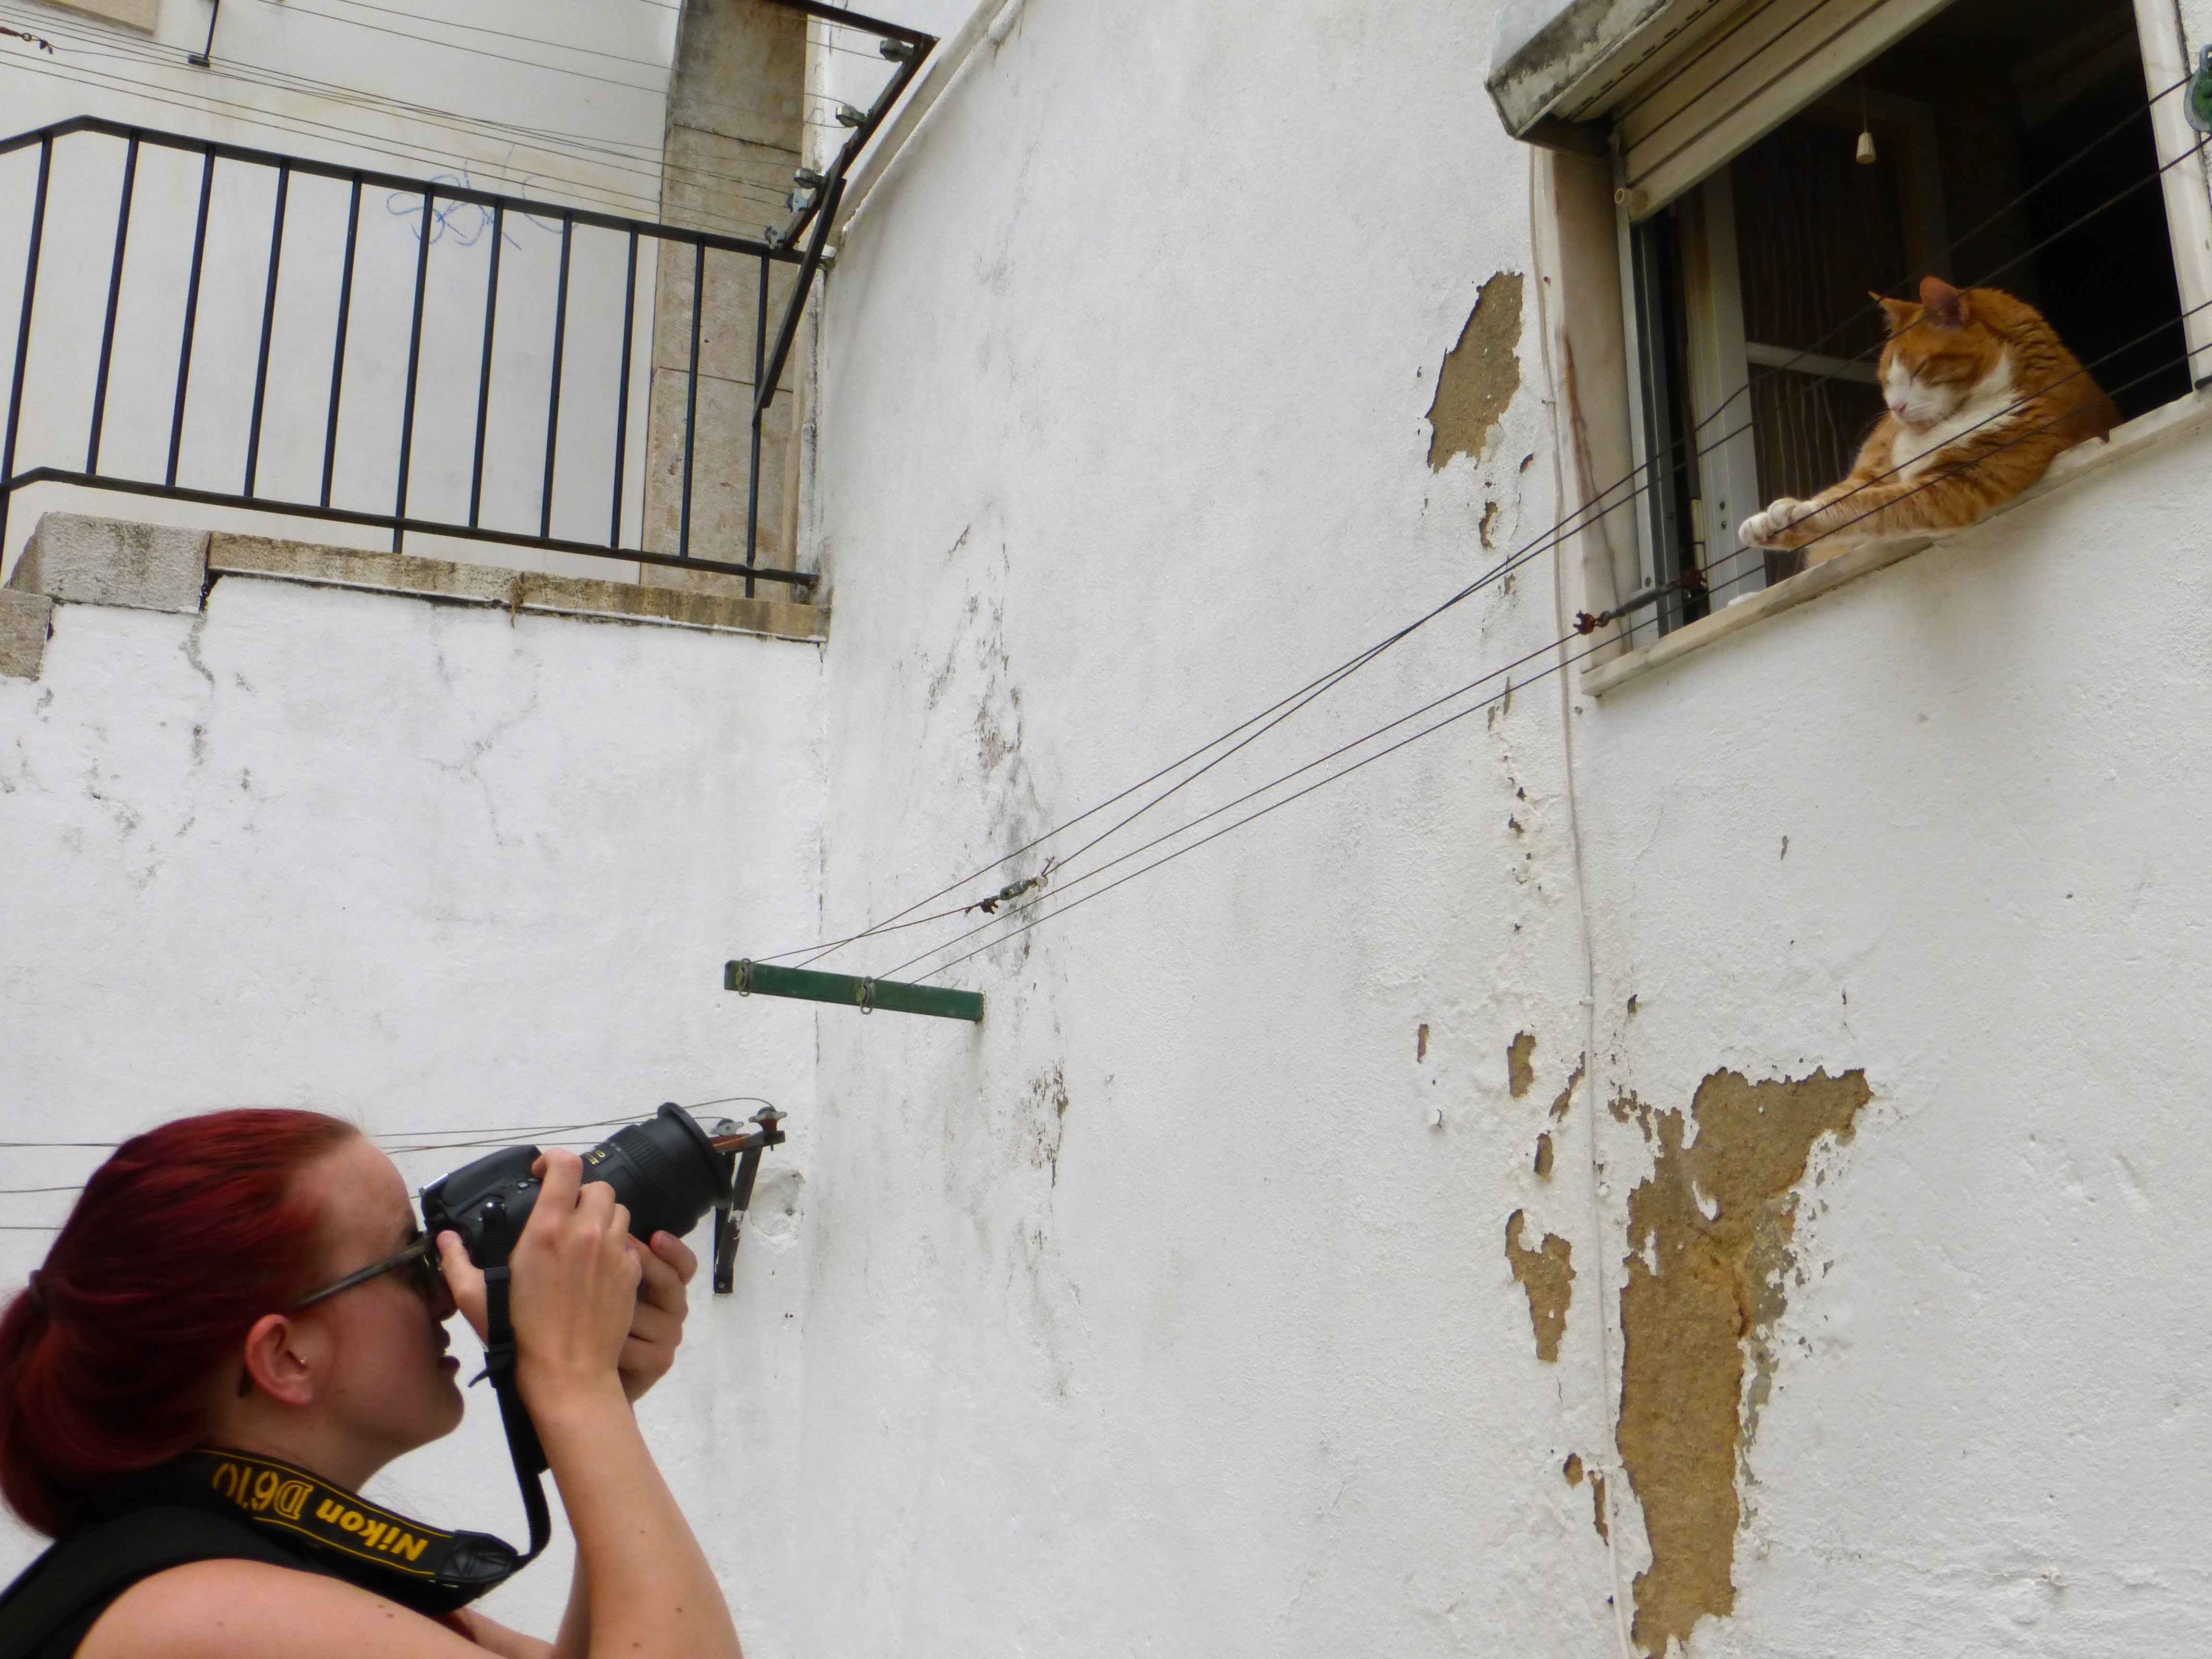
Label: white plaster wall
xmin=799 ymin=2 xmax=2212 ymax=1658
xmin=0 ymin=571 xmax=827 ymax=1651
xmin=803 ymin=2 xmax=1622 ymax=1654
xmin=1576 ymin=424 xmax=2212 ymax=1654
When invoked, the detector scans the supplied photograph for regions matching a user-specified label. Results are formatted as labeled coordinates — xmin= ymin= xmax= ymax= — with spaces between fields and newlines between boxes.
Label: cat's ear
xmin=1918 ymin=276 xmax=1967 ymax=329
xmin=1874 ymin=293 xmax=1917 ymax=334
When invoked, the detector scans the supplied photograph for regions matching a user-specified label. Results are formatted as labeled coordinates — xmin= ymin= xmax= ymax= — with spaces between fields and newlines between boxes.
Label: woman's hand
xmin=435 ymin=1151 xmax=639 ymax=1414
xmin=618 ymin=1233 xmax=696 ymax=1403
xmin=432 ymin=1171 xmax=695 ymax=1403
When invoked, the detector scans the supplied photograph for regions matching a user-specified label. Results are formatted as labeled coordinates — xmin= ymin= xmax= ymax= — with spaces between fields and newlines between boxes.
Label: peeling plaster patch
xmin=1426 ymin=272 xmax=1524 ymax=471
xmin=1591 ymin=1472 xmax=1610 ymax=1540
xmin=1504 ymin=1209 xmax=1573 ymax=1363
xmin=1615 ymin=1068 xmax=1872 ymax=1659
xmin=1479 ymin=500 xmax=1501 ymax=547
xmin=1550 ymin=1056 xmax=1585 ymax=1121
xmin=1563 ymin=1452 xmax=1583 ymax=1485
xmin=1417 ymin=1022 xmax=1430 ymax=1062
xmin=1533 ymin=1133 xmax=1553 ymax=1178
xmin=1508 ymin=1031 xmax=1536 ymax=1098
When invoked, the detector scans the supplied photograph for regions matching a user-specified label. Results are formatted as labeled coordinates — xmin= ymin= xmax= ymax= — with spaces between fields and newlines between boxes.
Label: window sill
xmin=1582 ymin=386 xmax=2212 ymax=698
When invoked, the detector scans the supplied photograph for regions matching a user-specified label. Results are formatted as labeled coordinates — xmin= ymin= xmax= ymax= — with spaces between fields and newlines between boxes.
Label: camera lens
xmin=422 ymin=1105 xmax=732 ymax=1264
xmin=578 ymin=1106 xmax=730 ymax=1241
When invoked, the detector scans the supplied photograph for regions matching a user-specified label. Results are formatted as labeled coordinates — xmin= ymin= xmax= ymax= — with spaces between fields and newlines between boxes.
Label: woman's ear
xmin=239 ymin=1312 xmax=320 ymax=1408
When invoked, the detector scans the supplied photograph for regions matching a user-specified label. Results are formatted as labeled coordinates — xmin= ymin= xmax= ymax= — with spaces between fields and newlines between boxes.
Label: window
xmin=1491 ymin=0 xmax=2212 ymax=643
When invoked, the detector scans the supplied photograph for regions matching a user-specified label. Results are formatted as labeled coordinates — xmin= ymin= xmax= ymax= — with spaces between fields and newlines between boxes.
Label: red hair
xmin=0 ymin=1109 xmax=359 ymax=1535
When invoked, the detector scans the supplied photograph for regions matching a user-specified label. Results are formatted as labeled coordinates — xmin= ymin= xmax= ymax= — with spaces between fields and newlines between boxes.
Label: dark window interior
xmin=1634 ymin=0 xmax=2188 ymax=608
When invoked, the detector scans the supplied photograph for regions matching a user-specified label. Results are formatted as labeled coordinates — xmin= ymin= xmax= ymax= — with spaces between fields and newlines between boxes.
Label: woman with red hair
xmin=0 ymin=1108 xmax=737 ymax=1659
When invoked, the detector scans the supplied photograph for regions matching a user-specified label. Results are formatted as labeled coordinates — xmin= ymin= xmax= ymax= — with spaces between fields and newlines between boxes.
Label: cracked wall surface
xmin=1613 ymin=1068 xmax=1871 ymax=1658
xmin=0 ymin=565 xmax=827 ymax=1641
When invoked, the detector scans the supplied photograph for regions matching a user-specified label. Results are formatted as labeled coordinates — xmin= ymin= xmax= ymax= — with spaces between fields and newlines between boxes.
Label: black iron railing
xmin=0 ymin=0 xmax=933 ymax=598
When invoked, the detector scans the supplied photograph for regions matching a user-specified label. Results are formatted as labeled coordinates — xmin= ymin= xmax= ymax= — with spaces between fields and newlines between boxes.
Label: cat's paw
xmin=1739 ymin=498 xmax=1807 ymax=548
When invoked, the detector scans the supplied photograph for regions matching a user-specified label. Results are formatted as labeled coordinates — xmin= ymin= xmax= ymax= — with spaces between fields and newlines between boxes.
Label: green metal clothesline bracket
xmin=725 ymin=959 xmax=984 ymax=1023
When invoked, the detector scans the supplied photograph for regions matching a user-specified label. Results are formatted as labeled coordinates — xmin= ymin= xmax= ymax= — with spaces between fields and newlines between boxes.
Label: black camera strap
xmin=474 ymin=1196 xmax=551 ymax=1568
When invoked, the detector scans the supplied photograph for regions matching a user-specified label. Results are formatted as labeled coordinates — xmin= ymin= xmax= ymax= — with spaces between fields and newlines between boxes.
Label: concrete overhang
xmin=1485 ymin=0 xmax=1731 ymax=141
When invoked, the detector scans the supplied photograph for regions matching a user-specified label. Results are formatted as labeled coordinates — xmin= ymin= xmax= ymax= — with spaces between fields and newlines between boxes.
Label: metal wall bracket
xmin=709 ymin=1105 xmax=786 ymax=1295
xmin=726 ymin=959 xmax=983 ymax=1022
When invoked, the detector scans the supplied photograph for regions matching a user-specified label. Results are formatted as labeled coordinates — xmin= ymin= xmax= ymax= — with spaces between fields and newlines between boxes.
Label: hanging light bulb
xmin=1857 ymin=79 xmax=1877 ymax=165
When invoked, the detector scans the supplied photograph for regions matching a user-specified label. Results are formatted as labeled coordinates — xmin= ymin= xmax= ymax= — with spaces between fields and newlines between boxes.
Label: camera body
xmin=422 ymin=1104 xmax=733 ymax=1261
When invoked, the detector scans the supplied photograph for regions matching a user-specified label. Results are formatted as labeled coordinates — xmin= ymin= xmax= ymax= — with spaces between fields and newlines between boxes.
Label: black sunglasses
xmin=289 ymin=1231 xmax=442 ymax=1311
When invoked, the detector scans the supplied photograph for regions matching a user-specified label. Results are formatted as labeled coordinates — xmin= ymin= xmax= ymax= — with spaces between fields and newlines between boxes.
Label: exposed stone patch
xmin=1426 ymin=271 xmax=1524 ymax=470
xmin=1508 ymin=1031 xmax=1537 ymax=1097
xmin=1614 ymin=1068 xmax=1871 ymax=1658
xmin=1533 ymin=1133 xmax=1554 ymax=1178
xmin=1504 ymin=1208 xmax=1574 ymax=1363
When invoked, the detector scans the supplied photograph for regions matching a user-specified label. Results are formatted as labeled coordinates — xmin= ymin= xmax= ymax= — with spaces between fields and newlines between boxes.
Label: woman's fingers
xmin=437 ymin=1231 xmax=488 ymax=1339
xmin=614 ymin=1234 xmax=695 ymax=1402
xmin=507 ymin=1154 xmax=644 ymax=1408
xmin=652 ymin=1231 xmax=700 ymax=1286
xmin=634 ymin=1235 xmax=691 ymax=1313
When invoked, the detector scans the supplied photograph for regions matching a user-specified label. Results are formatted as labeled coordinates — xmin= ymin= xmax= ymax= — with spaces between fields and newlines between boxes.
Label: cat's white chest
xmin=1889 ymin=352 xmax=2018 ymax=482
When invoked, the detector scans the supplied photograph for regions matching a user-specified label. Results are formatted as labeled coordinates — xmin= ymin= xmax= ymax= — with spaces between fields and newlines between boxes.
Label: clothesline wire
xmin=762 ymin=77 xmax=2205 ymax=971
xmin=0 ymin=1096 xmax=782 ymax=1202
xmin=884 ymin=312 xmax=2212 ymax=987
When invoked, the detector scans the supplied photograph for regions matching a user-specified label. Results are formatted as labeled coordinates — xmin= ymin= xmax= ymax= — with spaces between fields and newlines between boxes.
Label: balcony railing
xmin=0 ymin=3 xmax=934 ymax=599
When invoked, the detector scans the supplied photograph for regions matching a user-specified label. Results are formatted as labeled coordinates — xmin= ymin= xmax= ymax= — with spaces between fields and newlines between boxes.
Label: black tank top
xmin=0 ymin=1502 xmax=338 ymax=1659
xmin=0 ymin=1450 xmax=523 ymax=1659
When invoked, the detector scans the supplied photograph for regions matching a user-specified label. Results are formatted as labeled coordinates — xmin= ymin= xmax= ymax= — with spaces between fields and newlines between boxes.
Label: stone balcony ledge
xmin=3 ymin=513 xmax=824 ymax=680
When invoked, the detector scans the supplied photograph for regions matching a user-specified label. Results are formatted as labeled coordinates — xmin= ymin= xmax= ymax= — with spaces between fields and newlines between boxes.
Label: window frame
xmin=1595 ymin=0 xmax=2212 ymax=648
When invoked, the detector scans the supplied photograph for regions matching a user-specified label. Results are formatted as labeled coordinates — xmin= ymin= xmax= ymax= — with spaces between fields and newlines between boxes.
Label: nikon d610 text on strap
xmin=161 ymin=1449 xmax=527 ymax=1607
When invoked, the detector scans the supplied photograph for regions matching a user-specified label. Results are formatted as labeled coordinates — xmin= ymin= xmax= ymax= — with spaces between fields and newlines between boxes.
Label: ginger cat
xmin=1739 ymin=276 xmax=2118 ymax=562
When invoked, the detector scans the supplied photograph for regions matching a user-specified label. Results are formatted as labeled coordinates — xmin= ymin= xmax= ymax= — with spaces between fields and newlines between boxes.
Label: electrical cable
xmin=249 ymin=0 xmax=678 ymax=75
xmin=0 ymin=17 xmax=792 ymax=223
xmin=240 ymin=0 xmax=669 ymax=96
xmin=0 ymin=4 xmax=816 ymax=220
xmin=12 ymin=0 xmax=911 ymax=219
xmin=0 ymin=46 xmax=693 ymax=224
